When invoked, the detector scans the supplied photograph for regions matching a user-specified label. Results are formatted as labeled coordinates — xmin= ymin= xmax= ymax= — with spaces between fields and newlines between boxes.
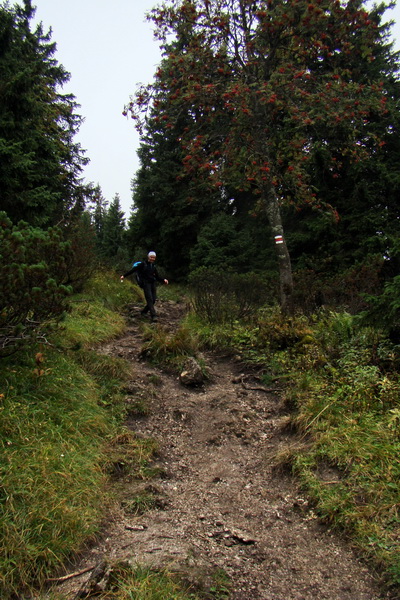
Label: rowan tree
xmin=129 ymin=71 xmax=277 ymax=279
xmin=127 ymin=0 xmax=393 ymax=312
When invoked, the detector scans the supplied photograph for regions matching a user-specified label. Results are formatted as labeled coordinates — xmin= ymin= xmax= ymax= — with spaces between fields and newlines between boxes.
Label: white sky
xmin=33 ymin=0 xmax=163 ymax=217
xmin=32 ymin=0 xmax=400 ymax=217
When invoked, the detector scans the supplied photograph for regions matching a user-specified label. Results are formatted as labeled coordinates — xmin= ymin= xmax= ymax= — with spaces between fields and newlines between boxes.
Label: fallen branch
xmin=242 ymin=384 xmax=281 ymax=393
xmin=72 ymin=559 xmax=109 ymax=600
xmin=46 ymin=565 xmax=94 ymax=583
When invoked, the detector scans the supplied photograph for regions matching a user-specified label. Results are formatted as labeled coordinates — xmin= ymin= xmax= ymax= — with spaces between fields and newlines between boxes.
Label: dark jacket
xmin=123 ymin=260 xmax=165 ymax=284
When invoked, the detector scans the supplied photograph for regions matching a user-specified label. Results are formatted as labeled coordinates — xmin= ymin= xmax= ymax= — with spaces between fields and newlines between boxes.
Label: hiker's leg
xmin=151 ymin=284 xmax=157 ymax=307
xmin=149 ymin=283 xmax=157 ymax=319
xmin=143 ymin=282 xmax=156 ymax=318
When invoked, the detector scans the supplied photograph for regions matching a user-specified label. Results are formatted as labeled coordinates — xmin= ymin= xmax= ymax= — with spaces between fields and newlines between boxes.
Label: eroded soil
xmin=51 ymin=299 xmax=388 ymax=600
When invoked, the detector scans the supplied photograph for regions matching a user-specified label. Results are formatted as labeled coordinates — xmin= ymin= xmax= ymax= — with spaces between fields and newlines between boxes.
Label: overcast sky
xmin=33 ymin=0 xmax=162 ymax=216
xmin=32 ymin=0 xmax=400 ymax=217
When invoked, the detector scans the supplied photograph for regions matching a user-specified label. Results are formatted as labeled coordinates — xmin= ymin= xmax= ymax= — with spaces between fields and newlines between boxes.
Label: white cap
xmin=148 ymin=251 xmax=156 ymax=257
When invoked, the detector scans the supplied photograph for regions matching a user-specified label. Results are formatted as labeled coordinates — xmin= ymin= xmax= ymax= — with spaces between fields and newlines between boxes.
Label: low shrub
xmin=188 ymin=266 xmax=274 ymax=324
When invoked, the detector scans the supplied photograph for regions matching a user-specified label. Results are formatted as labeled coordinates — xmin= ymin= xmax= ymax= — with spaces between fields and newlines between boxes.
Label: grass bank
xmin=0 ymin=271 xmax=142 ymax=597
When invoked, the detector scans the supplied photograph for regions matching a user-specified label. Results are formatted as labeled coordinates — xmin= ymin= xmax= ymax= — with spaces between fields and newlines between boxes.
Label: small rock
xmin=179 ymin=357 xmax=205 ymax=386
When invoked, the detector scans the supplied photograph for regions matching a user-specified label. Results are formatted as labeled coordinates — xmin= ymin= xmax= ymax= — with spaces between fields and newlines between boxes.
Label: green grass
xmin=140 ymin=319 xmax=200 ymax=372
xmin=0 ymin=348 xmax=110 ymax=595
xmin=82 ymin=269 xmax=144 ymax=311
xmin=121 ymin=492 xmax=158 ymax=516
xmin=107 ymin=564 xmax=192 ymax=599
xmin=157 ymin=282 xmax=188 ymax=304
xmin=100 ymin=563 xmax=230 ymax=600
xmin=103 ymin=429 xmax=159 ymax=480
xmin=286 ymin=358 xmax=400 ymax=587
xmin=59 ymin=299 xmax=126 ymax=347
xmin=57 ymin=270 xmax=141 ymax=349
xmin=0 ymin=271 xmax=153 ymax=598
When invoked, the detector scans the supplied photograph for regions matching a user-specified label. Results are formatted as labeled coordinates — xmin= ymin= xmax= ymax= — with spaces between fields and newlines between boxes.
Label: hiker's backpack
xmin=132 ymin=261 xmax=144 ymax=288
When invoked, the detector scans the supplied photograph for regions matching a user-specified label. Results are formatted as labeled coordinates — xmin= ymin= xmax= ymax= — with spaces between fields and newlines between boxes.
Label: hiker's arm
xmin=156 ymin=275 xmax=169 ymax=284
xmin=155 ymin=268 xmax=168 ymax=285
xmin=120 ymin=268 xmax=135 ymax=281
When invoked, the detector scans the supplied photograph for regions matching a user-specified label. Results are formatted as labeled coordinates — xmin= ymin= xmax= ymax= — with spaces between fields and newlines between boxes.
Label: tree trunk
xmin=264 ymin=189 xmax=294 ymax=314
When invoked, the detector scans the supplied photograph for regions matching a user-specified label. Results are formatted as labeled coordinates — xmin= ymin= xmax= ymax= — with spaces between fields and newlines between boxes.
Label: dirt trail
xmin=53 ymin=300 xmax=386 ymax=600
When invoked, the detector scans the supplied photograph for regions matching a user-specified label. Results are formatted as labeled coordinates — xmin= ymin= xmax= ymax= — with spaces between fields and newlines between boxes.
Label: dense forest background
xmin=1 ymin=0 xmax=400 ymax=349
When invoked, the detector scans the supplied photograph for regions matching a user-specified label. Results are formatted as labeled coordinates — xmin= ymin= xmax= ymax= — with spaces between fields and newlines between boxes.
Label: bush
xmin=189 ymin=266 xmax=274 ymax=324
xmin=293 ymin=257 xmax=384 ymax=314
xmin=359 ymin=274 xmax=400 ymax=344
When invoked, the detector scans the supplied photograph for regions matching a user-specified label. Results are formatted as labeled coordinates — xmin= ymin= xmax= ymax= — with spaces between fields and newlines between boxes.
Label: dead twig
xmin=242 ymin=384 xmax=281 ymax=393
xmin=46 ymin=565 xmax=94 ymax=583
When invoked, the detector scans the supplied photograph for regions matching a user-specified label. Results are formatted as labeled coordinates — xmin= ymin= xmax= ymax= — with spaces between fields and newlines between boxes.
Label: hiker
xmin=120 ymin=251 xmax=168 ymax=322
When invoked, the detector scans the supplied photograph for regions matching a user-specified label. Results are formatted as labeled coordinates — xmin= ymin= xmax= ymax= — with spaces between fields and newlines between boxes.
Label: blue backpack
xmin=132 ymin=261 xmax=144 ymax=288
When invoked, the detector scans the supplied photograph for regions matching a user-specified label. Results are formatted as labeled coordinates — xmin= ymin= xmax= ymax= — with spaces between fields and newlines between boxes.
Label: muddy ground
xmin=50 ymin=299 xmax=390 ymax=600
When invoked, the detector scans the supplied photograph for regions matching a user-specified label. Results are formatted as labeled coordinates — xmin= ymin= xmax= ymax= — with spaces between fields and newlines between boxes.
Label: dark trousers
xmin=142 ymin=281 xmax=157 ymax=318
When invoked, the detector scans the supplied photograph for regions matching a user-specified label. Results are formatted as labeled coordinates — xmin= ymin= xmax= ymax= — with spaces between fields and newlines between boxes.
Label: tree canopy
xmin=127 ymin=0 xmax=398 ymax=311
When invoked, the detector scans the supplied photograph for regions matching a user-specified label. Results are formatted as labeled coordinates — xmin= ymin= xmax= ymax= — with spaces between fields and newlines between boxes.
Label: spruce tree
xmin=0 ymin=0 xmax=89 ymax=227
xmin=128 ymin=101 xmax=220 ymax=280
xmin=100 ymin=194 xmax=126 ymax=264
xmin=87 ymin=184 xmax=108 ymax=256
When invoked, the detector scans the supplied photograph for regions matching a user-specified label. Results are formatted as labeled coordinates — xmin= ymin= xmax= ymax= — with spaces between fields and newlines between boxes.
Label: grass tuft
xmin=103 ymin=429 xmax=158 ymax=480
xmin=140 ymin=320 xmax=200 ymax=372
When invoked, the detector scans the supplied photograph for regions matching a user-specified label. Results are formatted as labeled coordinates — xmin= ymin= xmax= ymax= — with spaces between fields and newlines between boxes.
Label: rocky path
xmin=52 ymin=300 xmax=386 ymax=600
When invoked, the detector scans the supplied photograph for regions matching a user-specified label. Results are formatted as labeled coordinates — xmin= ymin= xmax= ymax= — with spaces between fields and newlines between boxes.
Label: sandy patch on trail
xmin=50 ymin=300 xmax=388 ymax=600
